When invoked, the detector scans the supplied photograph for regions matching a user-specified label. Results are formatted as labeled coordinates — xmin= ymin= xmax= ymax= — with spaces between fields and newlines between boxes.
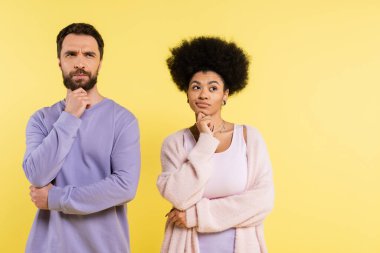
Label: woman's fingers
xmin=167 ymin=209 xmax=187 ymax=227
xmin=196 ymin=113 xmax=214 ymax=134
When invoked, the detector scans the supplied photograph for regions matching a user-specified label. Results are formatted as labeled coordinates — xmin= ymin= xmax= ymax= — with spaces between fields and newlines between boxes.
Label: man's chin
xmin=64 ymin=79 xmax=97 ymax=91
xmin=68 ymin=83 xmax=88 ymax=91
xmin=73 ymin=82 xmax=87 ymax=90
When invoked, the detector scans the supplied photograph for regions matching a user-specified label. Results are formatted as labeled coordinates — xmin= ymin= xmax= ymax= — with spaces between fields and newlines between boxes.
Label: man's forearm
xmin=23 ymin=111 xmax=81 ymax=186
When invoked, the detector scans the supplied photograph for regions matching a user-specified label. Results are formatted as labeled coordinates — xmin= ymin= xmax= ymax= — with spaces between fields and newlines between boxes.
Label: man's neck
xmin=68 ymin=85 xmax=105 ymax=108
xmin=86 ymin=86 xmax=104 ymax=108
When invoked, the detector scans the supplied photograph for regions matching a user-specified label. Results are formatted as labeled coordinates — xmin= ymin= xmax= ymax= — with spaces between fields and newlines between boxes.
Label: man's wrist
xmin=48 ymin=185 xmax=64 ymax=211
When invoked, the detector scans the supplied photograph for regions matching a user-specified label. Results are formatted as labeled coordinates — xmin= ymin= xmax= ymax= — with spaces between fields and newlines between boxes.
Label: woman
xmin=157 ymin=37 xmax=274 ymax=253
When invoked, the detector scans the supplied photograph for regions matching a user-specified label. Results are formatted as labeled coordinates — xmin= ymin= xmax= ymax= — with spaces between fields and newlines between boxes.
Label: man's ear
xmin=58 ymin=58 xmax=61 ymax=68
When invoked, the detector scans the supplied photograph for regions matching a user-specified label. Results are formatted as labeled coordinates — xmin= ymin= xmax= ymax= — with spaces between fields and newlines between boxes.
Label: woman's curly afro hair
xmin=167 ymin=36 xmax=250 ymax=95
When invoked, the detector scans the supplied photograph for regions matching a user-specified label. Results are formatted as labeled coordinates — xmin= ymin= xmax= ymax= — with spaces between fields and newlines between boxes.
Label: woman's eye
xmin=210 ymin=86 xmax=217 ymax=92
xmin=192 ymin=85 xmax=200 ymax=90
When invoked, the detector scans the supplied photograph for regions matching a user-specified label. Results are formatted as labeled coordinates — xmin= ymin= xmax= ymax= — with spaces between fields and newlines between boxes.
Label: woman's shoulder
xmin=238 ymin=124 xmax=259 ymax=134
xmin=238 ymin=124 xmax=267 ymax=144
xmin=161 ymin=128 xmax=188 ymax=148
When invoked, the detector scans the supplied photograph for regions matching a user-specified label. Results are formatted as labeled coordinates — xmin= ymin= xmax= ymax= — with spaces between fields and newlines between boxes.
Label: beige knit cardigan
xmin=157 ymin=126 xmax=274 ymax=253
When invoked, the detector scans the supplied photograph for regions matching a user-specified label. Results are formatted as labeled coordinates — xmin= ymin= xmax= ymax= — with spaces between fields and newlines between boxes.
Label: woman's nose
xmin=198 ymin=88 xmax=209 ymax=99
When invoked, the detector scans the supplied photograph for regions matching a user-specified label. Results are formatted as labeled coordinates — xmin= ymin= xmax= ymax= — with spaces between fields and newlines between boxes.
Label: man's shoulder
xmin=30 ymin=100 xmax=64 ymax=121
xmin=108 ymin=99 xmax=136 ymax=119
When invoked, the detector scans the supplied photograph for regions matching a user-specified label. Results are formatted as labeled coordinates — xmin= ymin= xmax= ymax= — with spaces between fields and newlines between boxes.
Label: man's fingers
xmin=81 ymin=97 xmax=91 ymax=104
xmin=66 ymin=88 xmax=86 ymax=96
xmin=70 ymin=93 xmax=89 ymax=100
xmin=72 ymin=88 xmax=87 ymax=94
xmin=69 ymin=96 xmax=90 ymax=107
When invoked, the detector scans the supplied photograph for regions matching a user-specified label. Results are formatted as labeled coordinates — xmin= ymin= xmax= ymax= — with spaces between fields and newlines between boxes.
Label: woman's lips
xmin=195 ymin=102 xmax=211 ymax=108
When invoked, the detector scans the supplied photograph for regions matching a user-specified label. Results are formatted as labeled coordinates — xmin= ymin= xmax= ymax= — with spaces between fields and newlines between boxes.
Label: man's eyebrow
xmin=84 ymin=51 xmax=97 ymax=55
xmin=63 ymin=50 xmax=78 ymax=55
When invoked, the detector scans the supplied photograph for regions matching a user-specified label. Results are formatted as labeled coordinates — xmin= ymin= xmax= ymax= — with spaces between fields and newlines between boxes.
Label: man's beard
xmin=63 ymin=69 xmax=98 ymax=91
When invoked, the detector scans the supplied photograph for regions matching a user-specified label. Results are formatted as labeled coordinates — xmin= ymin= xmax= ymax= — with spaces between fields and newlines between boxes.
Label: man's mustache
xmin=69 ymin=69 xmax=91 ymax=77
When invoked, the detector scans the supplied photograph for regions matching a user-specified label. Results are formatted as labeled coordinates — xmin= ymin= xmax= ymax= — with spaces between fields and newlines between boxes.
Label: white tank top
xmin=184 ymin=124 xmax=248 ymax=199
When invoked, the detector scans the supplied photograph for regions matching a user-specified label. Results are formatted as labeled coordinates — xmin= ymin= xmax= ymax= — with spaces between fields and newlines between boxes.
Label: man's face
xmin=59 ymin=34 xmax=102 ymax=91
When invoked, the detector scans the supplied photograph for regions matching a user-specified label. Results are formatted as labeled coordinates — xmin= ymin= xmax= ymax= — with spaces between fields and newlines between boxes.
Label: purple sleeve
xmin=48 ymin=118 xmax=141 ymax=215
xmin=22 ymin=111 xmax=81 ymax=187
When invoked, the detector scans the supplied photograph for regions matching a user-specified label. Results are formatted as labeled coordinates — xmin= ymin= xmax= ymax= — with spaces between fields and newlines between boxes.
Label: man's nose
xmin=74 ymin=57 xmax=86 ymax=69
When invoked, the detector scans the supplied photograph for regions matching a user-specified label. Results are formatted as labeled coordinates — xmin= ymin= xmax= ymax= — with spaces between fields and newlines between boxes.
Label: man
xmin=22 ymin=23 xmax=140 ymax=253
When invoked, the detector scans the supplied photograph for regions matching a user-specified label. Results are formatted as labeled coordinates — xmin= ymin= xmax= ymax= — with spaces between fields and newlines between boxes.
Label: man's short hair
xmin=56 ymin=23 xmax=104 ymax=59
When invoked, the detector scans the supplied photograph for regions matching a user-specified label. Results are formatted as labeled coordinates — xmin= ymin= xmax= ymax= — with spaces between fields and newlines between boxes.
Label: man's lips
xmin=71 ymin=69 xmax=90 ymax=77
xmin=72 ymin=74 xmax=89 ymax=79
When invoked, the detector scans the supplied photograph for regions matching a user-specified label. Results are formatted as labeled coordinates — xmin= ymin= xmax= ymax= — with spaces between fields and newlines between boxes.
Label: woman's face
xmin=187 ymin=71 xmax=229 ymax=116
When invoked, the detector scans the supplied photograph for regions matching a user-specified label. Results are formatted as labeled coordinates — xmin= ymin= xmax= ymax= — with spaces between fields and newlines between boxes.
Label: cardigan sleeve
xmin=157 ymin=132 xmax=219 ymax=211
xmin=187 ymin=127 xmax=274 ymax=232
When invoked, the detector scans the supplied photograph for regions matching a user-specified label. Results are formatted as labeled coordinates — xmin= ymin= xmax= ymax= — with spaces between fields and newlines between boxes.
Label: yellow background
xmin=1 ymin=0 xmax=379 ymax=252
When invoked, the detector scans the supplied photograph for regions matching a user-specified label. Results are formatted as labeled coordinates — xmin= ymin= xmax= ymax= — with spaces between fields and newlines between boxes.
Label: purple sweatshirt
xmin=22 ymin=98 xmax=141 ymax=253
